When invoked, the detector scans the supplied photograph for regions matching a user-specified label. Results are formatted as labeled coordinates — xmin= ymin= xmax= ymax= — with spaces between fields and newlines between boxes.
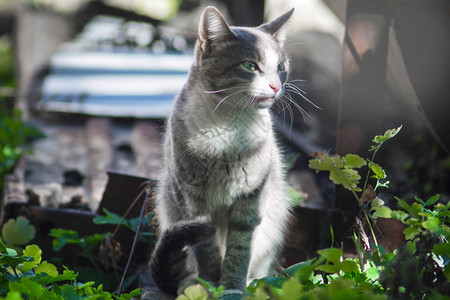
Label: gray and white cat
xmin=150 ymin=6 xmax=294 ymax=297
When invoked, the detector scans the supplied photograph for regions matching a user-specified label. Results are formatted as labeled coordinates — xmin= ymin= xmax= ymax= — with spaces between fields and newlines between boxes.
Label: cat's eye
xmin=277 ymin=61 xmax=286 ymax=71
xmin=242 ymin=61 xmax=258 ymax=71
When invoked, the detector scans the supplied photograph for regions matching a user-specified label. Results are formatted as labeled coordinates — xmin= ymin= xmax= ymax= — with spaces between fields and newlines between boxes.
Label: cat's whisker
xmin=213 ymin=89 xmax=249 ymax=113
xmin=279 ymin=97 xmax=295 ymax=136
xmin=203 ymin=89 xmax=227 ymax=94
xmin=283 ymin=91 xmax=311 ymax=122
xmin=231 ymin=94 xmax=253 ymax=120
xmin=285 ymin=42 xmax=307 ymax=49
xmin=285 ymin=82 xmax=322 ymax=110
xmin=288 ymin=79 xmax=307 ymax=84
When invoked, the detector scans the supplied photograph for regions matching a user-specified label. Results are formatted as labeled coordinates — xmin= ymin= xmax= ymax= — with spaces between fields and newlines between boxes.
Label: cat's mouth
xmin=254 ymin=96 xmax=276 ymax=108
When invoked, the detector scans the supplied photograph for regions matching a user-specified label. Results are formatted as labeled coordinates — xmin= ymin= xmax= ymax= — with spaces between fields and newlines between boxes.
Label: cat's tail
xmin=149 ymin=220 xmax=216 ymax=296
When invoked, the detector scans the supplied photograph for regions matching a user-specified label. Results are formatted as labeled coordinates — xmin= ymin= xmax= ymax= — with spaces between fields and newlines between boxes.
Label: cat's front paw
xmin=219 ymin=289 xmax=243 ymax=300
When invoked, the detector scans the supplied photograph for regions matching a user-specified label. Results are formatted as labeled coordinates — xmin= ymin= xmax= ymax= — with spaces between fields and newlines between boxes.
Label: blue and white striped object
xmin=39 ymin=15 xmax=194 ymax=118
xmin=39 ymin=50 xmax=192 ymax=118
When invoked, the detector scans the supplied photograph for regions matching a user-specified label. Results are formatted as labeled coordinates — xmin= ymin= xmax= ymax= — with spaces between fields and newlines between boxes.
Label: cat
xmin=150 ymin=6 xmax=295 ymax=297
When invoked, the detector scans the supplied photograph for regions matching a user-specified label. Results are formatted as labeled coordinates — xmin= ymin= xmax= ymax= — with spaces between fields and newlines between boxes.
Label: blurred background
xmin=0 ymin=0 xmax=449 ymax=286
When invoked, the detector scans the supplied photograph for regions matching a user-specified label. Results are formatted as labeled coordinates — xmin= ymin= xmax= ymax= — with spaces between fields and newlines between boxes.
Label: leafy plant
xmin=176 ymin=126 xmax=449 ymax=299
xmin=0 ymin=240 xmax=142 ymax=299
xmin=93 ymin=208 xmax=156 ymax=243
xmin=0 ymin=217 xmax=35 ymax=255
xmin=0 ymin=109 xmax=44 ymax=194
xmin=49 ymin=208 xmax=156 ymax=293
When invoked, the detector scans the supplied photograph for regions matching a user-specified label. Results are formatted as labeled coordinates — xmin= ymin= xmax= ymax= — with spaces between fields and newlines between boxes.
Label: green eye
xmin=243 ymin=61 xmax=258 ymax=71
xmin=278 ymin=61 xmax=286 ymax=71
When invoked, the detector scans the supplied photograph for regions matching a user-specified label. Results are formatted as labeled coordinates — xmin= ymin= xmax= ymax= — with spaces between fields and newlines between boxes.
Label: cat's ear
xmin=258 ymin=8 xmax=294 ymax=38
xmin=198 ymin=6 xmax=235 ymax=52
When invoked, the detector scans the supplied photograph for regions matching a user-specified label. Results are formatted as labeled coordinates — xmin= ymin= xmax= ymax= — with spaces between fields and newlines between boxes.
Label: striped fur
xmin=150 ymin=6 xmax=294 ymax=296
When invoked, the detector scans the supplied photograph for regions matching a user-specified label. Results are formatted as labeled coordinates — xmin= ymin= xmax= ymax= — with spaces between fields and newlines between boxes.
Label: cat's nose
xmin=269 ymin=83 xmax=281 ymax=93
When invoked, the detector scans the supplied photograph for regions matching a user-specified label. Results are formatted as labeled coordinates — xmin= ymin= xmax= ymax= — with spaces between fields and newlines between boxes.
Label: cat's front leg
xmin=194 ymin=236 xmax=222 ymax=284
xmin=219 ymin=190 xmax=261 ymax=292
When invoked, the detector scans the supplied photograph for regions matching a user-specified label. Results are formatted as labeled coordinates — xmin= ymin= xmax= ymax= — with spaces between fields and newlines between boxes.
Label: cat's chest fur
xmin=177 ymin=93 xmax=274 ymax=206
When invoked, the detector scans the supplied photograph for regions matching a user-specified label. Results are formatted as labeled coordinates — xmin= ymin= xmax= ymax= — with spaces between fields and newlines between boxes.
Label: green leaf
xmin=16 ymin=278 xmax=43 ymax=298
xmin=315 ymin=264 xmax=341 ymax=274
xmin=281 ymin=279 xmax=302 ymax=299
xmin=372 ymin=206 xmax=392 ymax=219
xmin=422 ymin=217 xmax=439 ymax=231
xmin=20 ymin=244 xmax=42 ymax=272
xmin=9 ymin=281 xmax=30 ymax=296
xmin=404 ymin=226 xmax=421 ymax=240
xmin=0 ymin=240 xmax=7 ymax=253
xmin=121 ymin=288 xmax=143 ymax=300
xmin=3 ymin=291 xmax=23 ymax=300
xmin=309 ymin=153 xmax=363 ymax=191
xmin=343 ymin=154 xmax=367 ymax=168
xmin=58 ymin=284 xmax=79 ymax=299
xmin=1 ymin=217 xmax=35 ymax=247
xmin=49 ymin=229 xmax=81 ymax=251
xmin=368 ymin=162 xmax=386 ymax=180
xmin=283 ymin=259 xmax=314 ymax=281
xmin=410 ymin=202 xmax=423 ymax=217
xmin=283 ymin=261 xmax=310 ymax=276
xmin=372 ymin=126 xmax=402 ymax=145
xmin=425 ymin=194 xmax=440 ymax=207
xmin=4 ymin=247 xmax=17 ymax=257
xmin=330 ymin=168 xmax=361 ymax=191
xmin=371 ymin=198 xmax=385 ymax=210
xmin=85 ymin=233 xmax=107 ymax=246
xmin=0 ymin=253 xmax=32 ymax=271
xmin=390 ymin=210 xmax=409 ymax=222
xmin=284 ymin=153 xmax=300 ymax=172
xmin=405 ymin=240 xmax=416 ymax=254
xmin=35 ymin=261 xmax=58 ymax=277
xmin=93 ymin=208 xmax=126 ymax=227
xmin=317 ymin=248 xmax=342 ymax=264
xmin=396 ymin=197 xmax=412 ymax=213
xmin=340 ymin=260 xmax=359 ymax=273
xmin=183 ymin=284 xmax=208 ymax=300
xmin=365 ymin=267 xmax=379 ymax=281
xmin=286 ymin=186 xmax=306 ymax=206
xmin=433 ymin=243 xmax=450 ymax=257
xmin=35 ymin=269 xmax=77 ymax=286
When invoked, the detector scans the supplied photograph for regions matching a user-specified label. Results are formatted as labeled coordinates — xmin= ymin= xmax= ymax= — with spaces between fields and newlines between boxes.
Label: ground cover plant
xmin=0 ymin=239 xmax=142 ymax=300
xmin=0 ymin=109 xmax=44 ymax=195
xmin=176 ymin=126 xmax=450 ymax=300
xmin=0 ymin=208 xmax=156 ymax=299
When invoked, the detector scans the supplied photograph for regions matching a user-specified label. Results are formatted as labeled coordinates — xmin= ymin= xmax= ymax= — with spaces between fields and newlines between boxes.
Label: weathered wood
xmin=14 ymin=5 xmax=71 ymax=119
xmin=25 ymin=117 xmax=87 ymax=208
xmin=130 ymin=120 xmax=162 ymax=178
xmin=85 ymin=117 xmax=112 ymax=210
xmin=1 ymin=160 xmax=27 ymax=225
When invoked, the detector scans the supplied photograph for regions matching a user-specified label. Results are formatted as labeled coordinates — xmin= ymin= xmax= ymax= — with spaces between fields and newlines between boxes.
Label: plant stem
xmin=117 ymin=183 xmax=151 ymax=296
xmin=112 ymin=184 xmax=148 ymax=238
xmin=363 ymin=146 xmax=380 ymax=192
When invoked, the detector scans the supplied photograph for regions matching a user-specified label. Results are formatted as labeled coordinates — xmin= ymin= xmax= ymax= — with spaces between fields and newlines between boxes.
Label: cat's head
xmin=194 ymin=6 xmax=294 ymax=110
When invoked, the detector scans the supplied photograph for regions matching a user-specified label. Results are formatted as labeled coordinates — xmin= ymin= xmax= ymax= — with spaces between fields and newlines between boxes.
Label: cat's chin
xmin=254 ymin=96 xmax=275 ymax=109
